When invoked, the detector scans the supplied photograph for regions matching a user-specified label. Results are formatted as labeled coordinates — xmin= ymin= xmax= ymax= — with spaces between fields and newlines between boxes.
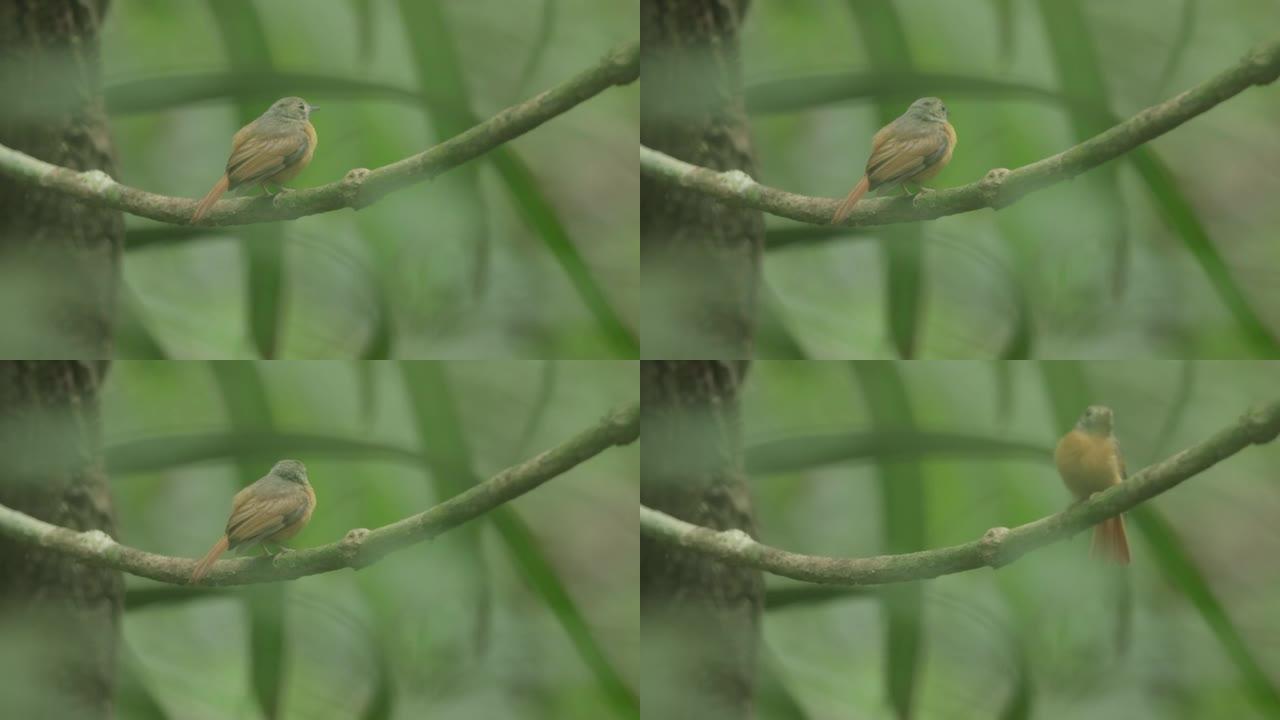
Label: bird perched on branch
xmin=830 ymin=96 xmax=956 ymax=224
xmin=189 ymin=459 xmax=317 ymax=583
xmin=190 ymin=96 xmax=318 ymax=223
xmin=1053 ymin=405 xmax=1131 ymax=565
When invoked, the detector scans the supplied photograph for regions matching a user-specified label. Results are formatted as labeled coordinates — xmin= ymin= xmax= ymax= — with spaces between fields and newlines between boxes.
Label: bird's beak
xmin=307 ymin=104 xmax=319 ymax=114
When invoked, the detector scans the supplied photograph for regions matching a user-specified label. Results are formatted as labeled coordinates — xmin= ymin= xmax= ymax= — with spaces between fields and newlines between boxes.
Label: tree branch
xmin=640 ymin=400 xmax=1280 ymax=586
xmin=640 ymin=39 xmax=1280 ymax=227
xmin=0 ymin=403 xmax=638 ymax=586
xmin=0 ymin=41 xmax=638 ymax=226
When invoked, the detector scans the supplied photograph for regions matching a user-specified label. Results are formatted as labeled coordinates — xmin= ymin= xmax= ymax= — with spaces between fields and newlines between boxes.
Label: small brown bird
xmin=190 ymin=96 xmax=318 ymax=223
xmin=189 ymin=459 xmax=317 ymax=584
xmin=1054 ymin=405 xmax=1131 ymax=565
xmin=830 ymin=96 xmax=956 ymax=224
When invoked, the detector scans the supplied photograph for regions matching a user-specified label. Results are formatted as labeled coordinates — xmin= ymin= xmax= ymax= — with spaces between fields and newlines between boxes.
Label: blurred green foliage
xmin=103 ymin=1 xmax=637 ymax=359
xmin=742 ymin=0 xmax=1280 ymax=358
xmin=103 ymin=361 xmax=637 ymax=719
xmin=742 ymin=360 xmax=1280 ymax=719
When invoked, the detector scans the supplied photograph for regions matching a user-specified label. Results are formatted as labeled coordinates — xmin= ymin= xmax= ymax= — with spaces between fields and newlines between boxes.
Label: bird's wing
xmin=225 ymin=483 xmax=302 ymax=548
xmin=224 ymin=122 xmax=310 ymax=189
xmin=1112 ymin=437 xmax=1127 ymax=481
xmin=865 ymin=124 xmax=949 ymax=189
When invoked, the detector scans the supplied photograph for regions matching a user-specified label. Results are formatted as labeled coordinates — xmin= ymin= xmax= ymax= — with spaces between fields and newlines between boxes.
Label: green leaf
xmin=765 ymin=584 xmax=873 ymax=611
xmin=755 ymin=284 xmax=810 ymax=360
xmin=397 ymin=362 xmax=493 ymax=656
xmin=1127 ymin=149 xmax=1279 ymax=357
xmin=516 ymin=0 xmax=559 ymax=93
xmin=491 ymin=507 xmax=639 ymax=719
xmin=1155 ymin=0 xmax=1198 ymax=95
xmin=397 ymin=363 xmax=636 ymax=717
xmin=846 ymin=1 xmax=925 ymax=359
xmin=997 ymin=640 xmax=1033 ymax=720
xmin=117 ymin=648 xmax=170 ymax=720
xmin=1151 ymin=361 xmax=1196 ymax=457
xmin=849 ymin=361 xmax=925 ymax=720
xmin=115 ymin=286 xmax=169 ymax=359
xmin=745 ymin=430 xmax=1050 ymax=475
xmin=105 ymin=72 xmax=429 ymax=115
xmin=104 ymin=431 xmax=423 ymax=475
xmin=744 ymin=72 xmax=1104 ymax=116
xmin=1036 ymin=0 xmax=1130 ymax=298
xmin=396 ymin=0 xmax=492 ymax=304
xmin=489 ymin=148 xmax=638 ymax=356
xmin=394 ymin=2 xmax=635 ymax=355
xmin=990 ymin=0 xmax=1016 ymax=68
xmin=757 ymin=646 xmax=811 ymax=720
xmin=205 ymin=0 xmax=286 ymax=359
xmin=126 ymin=586 xmax=229 ymax=610
xmin=765 ymin=224 xmax=874 ymax=252
xmin=1130 ymin=505 xmax=1280 ymax=714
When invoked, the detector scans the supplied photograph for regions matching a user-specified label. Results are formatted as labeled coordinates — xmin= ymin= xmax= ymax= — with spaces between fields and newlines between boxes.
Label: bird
xmin=830 ymin=96 xmax=956 ymax=224
xmin=1053 ymin=405 xmax=1131 ymax=565
xmin=190 ymin=96 xmax=318 ymax=223
xmin=189 ymin=459 xmax=317 ymax=584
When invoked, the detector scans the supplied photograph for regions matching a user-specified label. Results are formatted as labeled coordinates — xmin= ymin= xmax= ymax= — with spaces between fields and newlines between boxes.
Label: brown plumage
xmin=189 ymin=459 xmax=317 ymax=584
xmin=190 ymin=96 xmax=318 ymax=223
xmin=831 ymin=96 xmax=956 ymax=224
xmin=1054 ymin=405 xmax=1131 ymax=565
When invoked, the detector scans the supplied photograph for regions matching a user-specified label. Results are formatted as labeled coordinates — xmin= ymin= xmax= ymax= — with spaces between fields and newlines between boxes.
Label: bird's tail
xmin=191 ymin=175 xmax=230 ymax=223
xmin=830 ymin=175 xmax=870 ymax=224
xmin=1091 ymin=515 xmax=1130 ymax=565
xmin=190 ymin=535 xmax=230 ymax=584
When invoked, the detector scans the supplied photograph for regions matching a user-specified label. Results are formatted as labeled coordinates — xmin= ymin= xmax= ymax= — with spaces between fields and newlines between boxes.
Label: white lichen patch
xmin=80 ymin=170 xmax=114 ymax=192
xmin=81 ymin=529 xmax=115 ymax=551
xmin=722 ymin=170 xmax=754 ymax=193
xmin=721 ymin=528 xmax=753 ymax=551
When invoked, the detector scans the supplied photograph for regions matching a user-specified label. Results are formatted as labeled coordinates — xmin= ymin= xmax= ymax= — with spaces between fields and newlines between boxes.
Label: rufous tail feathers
xmin=191 ymin=175 xmax=230 ymax=223
xmin=190 ymin=535 xmax=230 ymax=584
xmin=830 ymin=175 xmax=870 ymax=224
xmin=1091 ymin=515 xmax=1130 ymax=565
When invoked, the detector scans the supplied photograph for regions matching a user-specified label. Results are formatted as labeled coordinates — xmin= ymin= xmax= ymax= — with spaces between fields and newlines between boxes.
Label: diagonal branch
xmin=0 ymin=41 xmax=638 ymax=226
xmin=640 ymin=400 xmax=1280 ymax=586
xmin=0 ymin=403 xmax=638 ymax=586
xmin=640 ymin=39 xmax=1280 ymax=228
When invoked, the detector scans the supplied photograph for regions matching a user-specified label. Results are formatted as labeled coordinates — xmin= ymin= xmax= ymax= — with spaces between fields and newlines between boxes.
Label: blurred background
xmin=742 ymin=361 xmax=1280 ymax=719
xmin=742 ymin=1 xmax=1280 ymax=359
xmin=103 ymin=1 xmax=637 ymax=359
xmin=102 ymin=361 xmax=637 ymax=719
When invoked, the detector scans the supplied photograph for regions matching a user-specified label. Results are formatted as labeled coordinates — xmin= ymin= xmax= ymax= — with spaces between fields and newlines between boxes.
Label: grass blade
xmin=104 ymin=431 xmax=423 ymax=475
xmin=208 ymin=361 xmax=285 ymax=719
xmin=850 ymin=361 xmax=926 ymax=720
xmin=745 ymin=430 xmax=1049 ymax=475
xmin=204 ymin=0 xmax=286 ymax=358
xmin=398 ymin=363 xmax=636 ymax=716
xmin=846 ymin=1 xmax=925 ymax=358
xmin=1036 ymin=0 xmax=1130 ymax=298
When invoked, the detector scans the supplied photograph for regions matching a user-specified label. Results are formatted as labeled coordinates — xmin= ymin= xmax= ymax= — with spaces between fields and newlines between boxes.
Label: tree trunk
xmin=0 ymin=1 xmax=122 ymax=717
xmin=640 ymin=2 xmax=764 ymax=715
xmin=0 ymin=0 xmax=122 ymax=357
xmin=641 ymin=0 xmax=763 ymax=359
xmin=0 ymin=362 xmax=121 ymax=718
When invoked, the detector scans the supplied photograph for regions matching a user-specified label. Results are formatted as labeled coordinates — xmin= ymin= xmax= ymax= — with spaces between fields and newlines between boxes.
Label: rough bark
xmin=640 ymin=361 xmax=762 ymax=719
xmin=0 ymin=362 xmax=121 ymax=718
xmin=0 ymin=2 xmax=122 ymax=717
xmin=640 ymin=0 xmax=764 ymax=359
xmin=0 ymin=0 xmax=122 ymax=357
xmin=641 ymin=1 xmax=765 ymax=716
